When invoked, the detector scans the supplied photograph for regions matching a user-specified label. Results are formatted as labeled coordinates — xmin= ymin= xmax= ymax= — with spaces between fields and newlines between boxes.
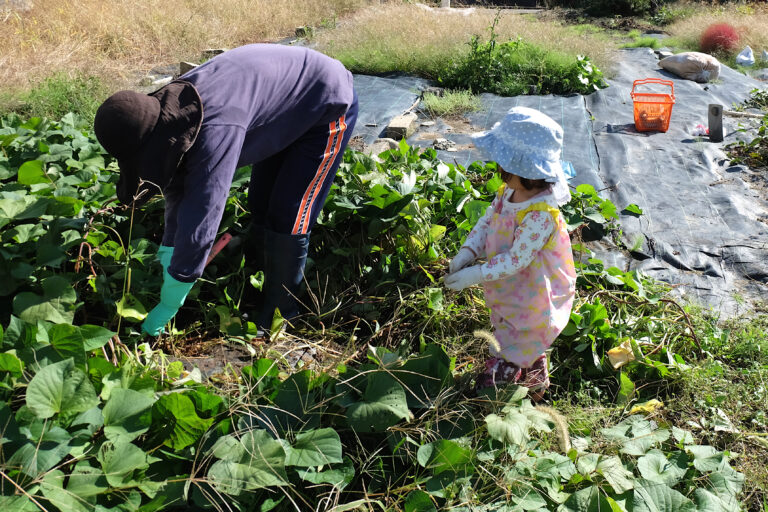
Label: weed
xmin=5 ymin=72 xmax=110 ymax=122
xmin=741 ymin=87 xmax=768 ymax=111
xmin=568 ymin=23 xmax=608 ymax=37
xmin=420 ymin=90 xmax=482 ymax=118
xmin=439 ymin=24 xmax=607 ymax=96
xmin=673 ymin=359 xmax=768 ymax=510
xmin=621 ymin=35 xmax=662 ymax=49
xmin=726 ymin=108 xmax=768 ymax=170
xmin=649 ymin=4 xmax=695 ymax=26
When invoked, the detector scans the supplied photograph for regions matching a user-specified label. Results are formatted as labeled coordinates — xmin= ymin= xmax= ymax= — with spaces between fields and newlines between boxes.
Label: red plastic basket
xmin=631 ymin=78 xmax=675 ymax=133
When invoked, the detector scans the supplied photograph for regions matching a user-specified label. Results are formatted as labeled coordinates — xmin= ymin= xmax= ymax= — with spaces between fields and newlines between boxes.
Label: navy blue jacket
xmin=160 ymin=44 xmax=355 ymax=282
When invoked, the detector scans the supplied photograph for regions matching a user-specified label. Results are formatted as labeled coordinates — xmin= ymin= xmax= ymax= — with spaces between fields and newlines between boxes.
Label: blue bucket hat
xmin=472 ymin=106 xmax=574 ymax=205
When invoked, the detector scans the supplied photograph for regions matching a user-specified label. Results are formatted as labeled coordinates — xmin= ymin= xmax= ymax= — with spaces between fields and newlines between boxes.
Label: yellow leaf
xmin=607 ymin=340 xmax=635 ymax=369
xmin=629 ymin=399 xmax=664 ymax=415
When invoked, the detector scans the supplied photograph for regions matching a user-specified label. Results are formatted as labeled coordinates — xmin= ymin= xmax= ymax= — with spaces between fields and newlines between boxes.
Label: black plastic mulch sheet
xmin=353 ymin=73 xmax=432 ymax=143
xmin=351 ymin=48 xmax=768 ymax=315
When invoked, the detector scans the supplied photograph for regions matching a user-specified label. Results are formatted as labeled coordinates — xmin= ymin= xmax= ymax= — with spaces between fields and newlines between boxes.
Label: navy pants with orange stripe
xmin=247 ymin=93 xmax=358 ymax=236
xmin=245 ymin=93 xmax=357 ymax=326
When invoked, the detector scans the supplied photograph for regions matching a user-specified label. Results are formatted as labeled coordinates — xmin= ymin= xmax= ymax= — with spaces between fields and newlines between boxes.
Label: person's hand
xmin=444 ymin=265 xmax=484 ymax=291
xmin=141 ymin=270 xmax=194 ymax=336
xmin=449 ymin=247 xmax=476 ymax=274
xmin=142 ymin=303 xmax=180 ymax=336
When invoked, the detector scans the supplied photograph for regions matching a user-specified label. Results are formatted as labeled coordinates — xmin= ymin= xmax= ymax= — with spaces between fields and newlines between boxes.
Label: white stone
xmin=385 ymin=112 xmax=418 ymax=139
xmin=151 ymin=76 xmax=174 ymax=87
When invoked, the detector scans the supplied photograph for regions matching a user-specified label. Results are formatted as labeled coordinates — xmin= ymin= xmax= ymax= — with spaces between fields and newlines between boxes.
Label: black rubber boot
xmin=243 ymin=224 xmax=265 ymax=273
xmin=256 ymin=229 xmax=310 ymax=330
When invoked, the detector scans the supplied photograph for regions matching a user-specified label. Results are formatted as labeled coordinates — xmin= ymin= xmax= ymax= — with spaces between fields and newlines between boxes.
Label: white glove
xmin=449 ymin=247 xmax=476 ymax=274
xmin=444 ymin=265 xmax=485 ymax=291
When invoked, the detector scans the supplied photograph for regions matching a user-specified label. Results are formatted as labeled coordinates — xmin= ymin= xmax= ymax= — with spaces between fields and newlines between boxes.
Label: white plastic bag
xmin=659 ymin=52 xmax=721 ymax=83
xmin=736 ymin=45 xmax=755 ymax=66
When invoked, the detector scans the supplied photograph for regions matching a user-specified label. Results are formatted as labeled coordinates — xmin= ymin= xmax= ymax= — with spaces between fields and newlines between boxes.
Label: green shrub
xmin=10 ymin=72 xmax=110 ymax=122
xmin=436 ymin=12 xmax=606 ymax=96
xmin=621 ymin=35 xmax=662 ymax=49
xmin=650 ymin=4 xmax=695 ymax=26
xmin=438 ymin=35 xmax=607 ymax=96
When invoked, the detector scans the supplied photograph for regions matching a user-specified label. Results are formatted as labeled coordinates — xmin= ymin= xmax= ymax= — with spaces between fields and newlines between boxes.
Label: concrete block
xmin=179 ymin=61 xmax=198 ymax=75
xmin=385 ymin=112 xmax=418 ymax=140
xmin=201 ymin=48 xmax=227 ymax=61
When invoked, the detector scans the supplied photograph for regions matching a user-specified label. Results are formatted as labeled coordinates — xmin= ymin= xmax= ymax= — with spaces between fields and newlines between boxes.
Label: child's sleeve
xmin=480 ymin=209 xmax=555 ymax=281
xmin=461 ymin=199 xmax=496 ymax=259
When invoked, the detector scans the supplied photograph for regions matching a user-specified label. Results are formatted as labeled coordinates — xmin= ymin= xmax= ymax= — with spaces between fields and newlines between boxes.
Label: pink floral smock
xmin=463 ymin=186 xmax=576 ymax=368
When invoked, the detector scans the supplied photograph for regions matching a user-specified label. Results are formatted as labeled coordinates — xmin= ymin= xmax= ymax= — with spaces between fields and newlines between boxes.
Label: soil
xmin=535 ymin=7 xmax=660 ymax=34
xmin=160 ymin=330 xmax=348 ymax=379
xmin=412 ymin=115 xmax=478 ymax=152
xmin=442 ymin=115 xmax=478 ymax=134
xmin=348 ymin=135 xmax=366 ymax=152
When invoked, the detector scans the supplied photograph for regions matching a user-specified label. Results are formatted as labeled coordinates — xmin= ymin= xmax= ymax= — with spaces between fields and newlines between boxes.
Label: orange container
xmin=631 ymin=78 xmax=675 ymax=132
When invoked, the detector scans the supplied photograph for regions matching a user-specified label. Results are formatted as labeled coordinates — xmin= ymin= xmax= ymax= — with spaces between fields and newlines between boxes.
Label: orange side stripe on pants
xmin=291 ymin=114 xmax=347 ymax=235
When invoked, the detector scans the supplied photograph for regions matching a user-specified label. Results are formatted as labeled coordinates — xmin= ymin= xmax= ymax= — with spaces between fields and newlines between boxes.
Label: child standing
xmin=444 ymin=107 xmax=576 ymax=400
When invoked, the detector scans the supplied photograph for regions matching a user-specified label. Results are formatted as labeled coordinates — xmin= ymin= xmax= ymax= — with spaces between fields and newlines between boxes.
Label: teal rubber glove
xmin=157 ymin=245 xmax=174 ymax=272
xmin=142 ymin=269 xmax=195 ymax=336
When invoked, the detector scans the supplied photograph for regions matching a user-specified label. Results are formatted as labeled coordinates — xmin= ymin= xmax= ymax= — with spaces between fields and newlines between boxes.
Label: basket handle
xmin=632 ymin=78 xmax=675 ymax=99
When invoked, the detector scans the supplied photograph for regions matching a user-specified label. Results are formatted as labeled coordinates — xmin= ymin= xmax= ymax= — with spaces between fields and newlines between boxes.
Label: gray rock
xmin=433 ymin=138 xmax=456 ymax=151
xmin=151 ymin=76 xmax=174 ymax=87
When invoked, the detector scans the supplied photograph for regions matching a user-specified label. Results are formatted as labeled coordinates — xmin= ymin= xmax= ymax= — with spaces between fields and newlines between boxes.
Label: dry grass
xmin=0 ymin=0 xmax=370 ymax=92
xmin=665 ymin=2 xmax=768 ymax=56
xmin=314 ymin=3 xmax=615 ymax=77
xmin=0 ymin=1 xmax=616 ymax=102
